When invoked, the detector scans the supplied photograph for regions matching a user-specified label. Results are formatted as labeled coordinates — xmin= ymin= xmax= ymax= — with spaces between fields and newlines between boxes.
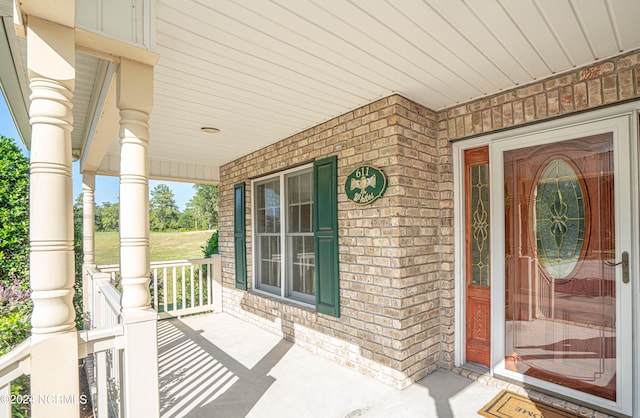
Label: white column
xmin=82 ymin=172 xmax=95 ymax=328
xmin=117 ymin=58 xmax=160 ymax=417
xmin=26 ymin=16 xmax=80 ymax=418
xmin=82 ymin=172 xmax=96 ymax=266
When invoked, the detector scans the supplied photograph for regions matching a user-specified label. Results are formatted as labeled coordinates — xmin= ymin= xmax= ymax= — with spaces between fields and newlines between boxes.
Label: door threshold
xmin=461 ymin=362 xmax=490 ymax=375
xmin=450 ymin=366 xmax=627 ymax=418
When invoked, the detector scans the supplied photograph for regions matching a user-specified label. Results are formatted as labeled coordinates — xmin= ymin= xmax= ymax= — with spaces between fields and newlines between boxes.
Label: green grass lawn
xmin=94 ymin=230 xmax=216 ymax=265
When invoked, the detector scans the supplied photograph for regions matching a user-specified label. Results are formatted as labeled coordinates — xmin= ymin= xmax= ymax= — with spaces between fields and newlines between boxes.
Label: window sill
xmin=249 ymin=288 xmax=316 ymax=312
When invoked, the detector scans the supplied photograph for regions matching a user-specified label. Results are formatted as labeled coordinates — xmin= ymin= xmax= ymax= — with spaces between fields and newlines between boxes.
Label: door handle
xmin=604 ymin=251 xmax=629 ymax=284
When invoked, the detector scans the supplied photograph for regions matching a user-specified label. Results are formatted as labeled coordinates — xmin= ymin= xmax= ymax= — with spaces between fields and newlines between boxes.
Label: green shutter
xmin=234 ymin=182 xmax=247 ymax=290
xmin=313 ymin=156 xmax=340 ymax=317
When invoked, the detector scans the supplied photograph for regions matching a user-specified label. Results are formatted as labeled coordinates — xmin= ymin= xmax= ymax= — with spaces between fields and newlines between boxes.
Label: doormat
xmin=478 ymin=390 xmax=581 ymax=418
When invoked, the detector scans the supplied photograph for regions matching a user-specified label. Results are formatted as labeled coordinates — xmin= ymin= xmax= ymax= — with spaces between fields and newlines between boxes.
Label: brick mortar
xmin=219 ymin=95 xmax=446 ymax=387
xmin=438 ymin=50 xmax=640 ymax=141
xmin=216 ymin=49 xmax=640 ymax=391
xmin=434 ymin=49 xmax=640 ymax=370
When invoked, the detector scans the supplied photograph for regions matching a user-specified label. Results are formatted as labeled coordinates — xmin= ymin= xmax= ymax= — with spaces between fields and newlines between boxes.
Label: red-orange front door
xmin=465 ymin=147 xmax=491 ymax=367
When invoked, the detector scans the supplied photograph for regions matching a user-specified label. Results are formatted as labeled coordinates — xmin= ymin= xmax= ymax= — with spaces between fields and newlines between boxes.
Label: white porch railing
xmin=98 ymin=257 xmax=222 ymax=318
xmin=0 ymin=255 xmax=222 ymax=418
xmin=0 ymin=267 xmax=126 ymax=418
xmin=83 ymin=267 xmax=125 ymax=417
xmin=0 ymin=338 xmax=31 ymax=418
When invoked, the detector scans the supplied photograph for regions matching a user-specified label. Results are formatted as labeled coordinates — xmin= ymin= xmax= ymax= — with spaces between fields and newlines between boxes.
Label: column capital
xmin=82 ymin=171 xmax=96 ymax=189
xmin=117 ymin=58 xmax=154 ymax=114
xmin=26 ymin=16 xmax=75 ymax=89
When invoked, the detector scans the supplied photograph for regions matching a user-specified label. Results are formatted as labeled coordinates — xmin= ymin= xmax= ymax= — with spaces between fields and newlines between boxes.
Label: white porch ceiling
xmin=140 ymin=0 xmax=640 ymax=182
xmin=4 ymin=0 xmax=640 ymax=183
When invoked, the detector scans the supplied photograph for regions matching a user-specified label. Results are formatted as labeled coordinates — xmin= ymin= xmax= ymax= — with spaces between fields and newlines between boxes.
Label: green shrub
xmin=0 ymin=296 xmax=32 ymax=418
xmin=0 ymin=134 xmax=31 ymax=416
xmin=10 ymin=375 xmax=30 ymax=417
xmin=73 ymin=195 xmax=84 ymax=330
xmin=0 ymin=136 xmax=30 ymax=288
xmin=0 ymin=297 xmax=32 ymax=356
xmin=202 ymin=230 xmax=218 ymax=257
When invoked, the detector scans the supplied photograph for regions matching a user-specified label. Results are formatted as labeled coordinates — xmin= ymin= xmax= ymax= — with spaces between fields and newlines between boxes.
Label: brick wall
xmin=439 ymin=50 xmax=640 ymax=142
xmin=219 ymin=50 xmax=640 ymax=388
xmin=219 ymin=95 xmax=450 ymax=388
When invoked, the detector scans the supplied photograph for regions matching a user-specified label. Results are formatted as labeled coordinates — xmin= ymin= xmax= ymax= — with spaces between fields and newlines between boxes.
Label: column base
xmin=121 ymin=309 xmax=160 ymax=417
xmin=30 ymin=331 xmax=81 ymax=418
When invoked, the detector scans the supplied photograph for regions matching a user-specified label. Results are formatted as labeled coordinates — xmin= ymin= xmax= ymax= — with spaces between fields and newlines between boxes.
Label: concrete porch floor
xmin=157 ymin=312 xmax=620 ymax=418
xmin=158 ymin=312 xmax=504 ymax=418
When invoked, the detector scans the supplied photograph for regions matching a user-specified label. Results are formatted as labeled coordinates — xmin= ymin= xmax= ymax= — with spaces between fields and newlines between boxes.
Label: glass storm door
xmin=503 ymin=131 xmax=631 ymax=408
xmin=465 ymin=147 xmax=491 ymax=366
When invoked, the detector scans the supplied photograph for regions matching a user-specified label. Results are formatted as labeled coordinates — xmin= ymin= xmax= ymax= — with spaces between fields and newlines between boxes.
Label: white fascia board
xmin=0 ymin=16 xmax=30 ymax=147
xmin=96 ymin=154 xmax=220 ymax=185
xmin=80 ymin=62 xmax=116 ymax=173
xmin=18 ymin=0 xmax=74 ymax=28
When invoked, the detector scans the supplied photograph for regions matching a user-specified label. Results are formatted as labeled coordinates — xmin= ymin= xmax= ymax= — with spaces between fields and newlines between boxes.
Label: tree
xmin=74 ymin=193 xmax=83 ymax=232
xmin=187 ymin=184 xmax=218 ymax=230
xmin=150 ymin=184 xmax=180 ymax=231
xmin=98 ymin=201 xmax=120 ymax=232
xmin=178 ymin=208 xmax=196 ymax=230
xmin=0 ymin=136 xmax=30 ymax=287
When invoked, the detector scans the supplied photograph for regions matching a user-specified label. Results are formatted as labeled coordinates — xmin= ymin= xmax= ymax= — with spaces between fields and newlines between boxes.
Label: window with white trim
xmin=254 ymin=165 xmax=315 ymax=304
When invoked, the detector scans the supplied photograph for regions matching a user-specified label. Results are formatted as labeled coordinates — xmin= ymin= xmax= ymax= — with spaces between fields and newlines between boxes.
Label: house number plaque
xmin=345 ymin=165 xmax=387 ymax=205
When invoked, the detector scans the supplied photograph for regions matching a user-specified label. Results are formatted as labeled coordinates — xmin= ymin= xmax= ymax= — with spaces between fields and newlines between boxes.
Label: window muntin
xmin=254 ymin=165 xmax=315 ymax=304
xmin=286 ymin=170 xmax=315 ymax=303
xmin=255 ymin=179 xmax=281 ymax=294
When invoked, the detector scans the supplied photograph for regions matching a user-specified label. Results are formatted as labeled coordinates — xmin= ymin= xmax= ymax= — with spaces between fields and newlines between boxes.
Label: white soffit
xmin=3 ymin=0 xmax=640 ymax=182
xmin=147 ymin=0 xmax=640 ymax=176
xmin=4 ymin=27 xmax=106 ymax=152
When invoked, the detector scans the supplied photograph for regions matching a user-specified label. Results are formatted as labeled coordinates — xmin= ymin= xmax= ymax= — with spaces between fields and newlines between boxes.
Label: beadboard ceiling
xmin=3 ymin=0 xmax=640 ymax=182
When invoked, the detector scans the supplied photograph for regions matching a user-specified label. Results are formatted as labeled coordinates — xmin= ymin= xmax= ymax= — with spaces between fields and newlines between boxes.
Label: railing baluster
xmin=163 ymin=267 xmax=168 ymax=313
xmin=172 ymin=266 xmax=177 ymax=311
xmin=190 ymin=265 xmax=195 ymax=308
xmin=153 ymin=267 xmax=158 ymax=312
xmin=96 ymin=350 xmax=108 ymax=418
xmin=115 ymin=348 xmax=124 ymax=417
xmin=207 ymin=260 xmax=212 ymax=306
xmin=181 ymin=265 xmax=186 ymax=309
xmin=198 ymin=266 xmax=203 ymax=307
xmin=97 ymin=257 xmax=220 ymax=318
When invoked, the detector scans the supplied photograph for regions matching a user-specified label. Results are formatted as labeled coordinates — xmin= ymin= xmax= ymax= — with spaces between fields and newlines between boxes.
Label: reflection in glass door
xmin=504 ymin=134 xmax=617 ymax=401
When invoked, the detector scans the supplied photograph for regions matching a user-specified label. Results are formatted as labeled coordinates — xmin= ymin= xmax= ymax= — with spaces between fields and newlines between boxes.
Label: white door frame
xmin=452 ymin=101 xmax=639 ymax=416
